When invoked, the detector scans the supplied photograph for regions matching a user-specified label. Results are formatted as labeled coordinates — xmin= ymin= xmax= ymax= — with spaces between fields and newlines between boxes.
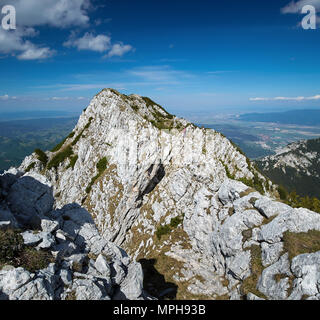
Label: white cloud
xmin=17 ymin=45 xmax=54 ymax=60
xmin=0 ymin=0 xmax=134 ymax=60
xmin=0 ymin=94 xmax=9 ymax=100
xmin=306 ymin=94 xmax=320 ymax=100
xmin=0 ymin=28 xmax=55 ymax=59
xmin=128 ymin=66 xmax=192 ymax=84
xmin=64 ymin=33 xmax=134 ymax=57
xmin=281 ymin=0 xmax=320 ymax=14
xmin=282 ymin=1 xmax=320 ymax=25
xmin=105 ymin=43 xmax=134 ymax=58
xmin=250 ymin=94 xmax=320 ymax=101
xmin=64 ymin=32 xmax=111 ymax=52
xmin=249 ymin=97 xmax=270 ymax=101
xmin=49 ymin=96 xmax=89 ymax=101
xmin=0 ymin=0 xmax=90 ymax=28
xmin=0 ymin=0 xmax=90 ymax=60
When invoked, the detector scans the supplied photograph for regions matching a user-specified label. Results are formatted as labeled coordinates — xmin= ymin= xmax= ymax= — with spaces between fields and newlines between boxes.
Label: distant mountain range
xmin=238 ymin=109 xmax=320 ymax=126
xmin=256 ymin=137 xmax=320 ymax=198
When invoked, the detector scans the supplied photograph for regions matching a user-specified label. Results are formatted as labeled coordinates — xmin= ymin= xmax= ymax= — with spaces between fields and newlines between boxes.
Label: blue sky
xmin=0 ymin=0 xmax=320 ymax=117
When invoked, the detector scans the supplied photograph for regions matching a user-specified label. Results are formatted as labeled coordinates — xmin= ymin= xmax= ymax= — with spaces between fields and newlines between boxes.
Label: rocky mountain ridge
xmin=2 ymin=88 xmax=320 ymax=300
xmin=256 ymin=138 xmax=320 ymax=198
xmin=0 ymin=170 xmax=149 ymax=300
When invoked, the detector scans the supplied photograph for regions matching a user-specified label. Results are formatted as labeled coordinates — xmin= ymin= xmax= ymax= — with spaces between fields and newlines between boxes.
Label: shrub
xmin=85 ymin=157 xmax=108 ymax=194
xmin=25 ymin=162 xmax=36 ymax=173
xmin=96 ymin=157 xmax=108 ymax=174
xmin=156 ymin=216 xmax=183 ymax=240
xmin=156 ymin=225 xmax=171 ymax=240
xmin=277 ymin=185 xmax=288 ymax=201
xmin=170 ymin=217 xmax=183 ymax=228
xmin=86 ymin=176 xmax=98 ymax=194
xmin=34 ymin=149 xmax=48 ymax=166
xmin=0 ymin=229 xmax=24 ymax=265
xmin=132 ymin=105 xmax=139 ymax=112
xmin=67 ymin=155 xmax=78 ymax=170
xmin=47 ymin=146 xmax=73 ymax=170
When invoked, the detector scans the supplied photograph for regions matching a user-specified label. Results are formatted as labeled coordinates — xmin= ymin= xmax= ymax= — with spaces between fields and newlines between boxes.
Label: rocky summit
xmin=1 ymin=88 xmax=320 ymax=300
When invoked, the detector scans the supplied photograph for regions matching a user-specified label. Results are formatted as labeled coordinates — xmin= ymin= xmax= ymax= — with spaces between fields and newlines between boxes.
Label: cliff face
xmin=12 ymin=89 xmax=320 ymax=300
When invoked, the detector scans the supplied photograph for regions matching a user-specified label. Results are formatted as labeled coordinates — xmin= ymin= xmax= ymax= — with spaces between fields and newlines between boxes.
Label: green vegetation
xmin=241 ymin=245 xmax=267 ymax=299
xmin=51 ymin=131 xmax=75 ymax=152
xmin=238 ymin=174 xmax=265 ymax=195
xmin=156 ymin=225 xmax=171 ymax=240
xmin=202 ymin=146 xmax=207 ymax=155
xmin=131 ymin=105 xmax=139 ymax=112
xmin=170 ymin=216 xmax=183 ymax=228
xmin=277 ymin=186 xmax=320 ymax=214
xmin=71 ymin=117 xmax=93 ymax=146
xmin=256 ymin=138 xmax=320 ymax=198
xmin=85 ymin=157 xmax=108 ymax=194
xmin=141 ymin=96 xmax=179 ymax=130
xmin=47 ymin=145 xmax=73 ymax=170
xmin=0 ymin=229 xmax=54 ymax=272
xmin=96 ymin=157 xmax=108 ymax=173
xmin=34 ymin=149 xmax=48 ymax=166
xmin=156 ymin=216 xmax=184 ymax=240
xmin=67 ymin=155 xmax=78 ymax=170
xmin=25 ymin=162 xmax=36 ymax=173
xmin=223 ymin=160 xmax=266 ymax=195
xmin=283 ymin=230 xmax=320 ymax=261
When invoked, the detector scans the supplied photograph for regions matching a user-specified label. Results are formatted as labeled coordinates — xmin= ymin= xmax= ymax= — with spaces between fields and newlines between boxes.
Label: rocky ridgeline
xmin=256 ymin=138 xmax=320 ymax=198
xmin=2 ymin=88 xmax=320 ymax=300
xmin=0 ymin=171 xmax=149 ymax=300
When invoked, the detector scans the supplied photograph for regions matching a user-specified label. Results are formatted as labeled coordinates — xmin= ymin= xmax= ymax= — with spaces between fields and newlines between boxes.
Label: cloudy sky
xmin=0 ymin=0 xmax=320 ymax=116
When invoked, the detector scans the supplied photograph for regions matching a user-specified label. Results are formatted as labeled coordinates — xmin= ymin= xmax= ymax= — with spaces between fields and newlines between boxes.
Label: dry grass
xmin=283 ymin=230 xmax=320 ymax=261
xmin=241 ymin=245 xmax=268 ymax=300
xmin=274 ymin=273 xmax=287 ymax=283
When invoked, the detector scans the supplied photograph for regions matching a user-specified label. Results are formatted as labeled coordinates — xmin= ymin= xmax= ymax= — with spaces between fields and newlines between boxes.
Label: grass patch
xmin=65 ymin=291 xmax=77 ymax=300
xmin=51 ymin=132 xmax=75 ymax=152
xmin=283 ymin=230 xmax=320 ymax=261
xmin=170 ymin=216 xmax=183 ymax=228
xmin=156 ymin=216 xmax=184 ymax=240
xmin=71 ymin=117 xmax=93 ymax=146
xmin=156 ymin=225 xmax=171 ymax=240
xmin=274 ymin=273 xmax=288 ymax=283
xmin=85 ymin=157 xmax=108 ymax=194
xmin=34 ymin=149 xmax=48 ymax=166
xmin=241 ymin=245 xmax=267 ymax=300
xmin=0 ymin=229 xmax=54 ymax=272
xmin=25 ymin=162 xmax=36 ymax=173
xmin=47 ymin=145 xmax=73 ymax=170
xmin=67 ymin=155 xmax=78 ymax=170
xmin=19 ymin=247 xmax=54 ymax=273
xmin=131 ymin=105 xmax=139 ymax=112
xmin=238 ymin=174 xmax=265 ymax=195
